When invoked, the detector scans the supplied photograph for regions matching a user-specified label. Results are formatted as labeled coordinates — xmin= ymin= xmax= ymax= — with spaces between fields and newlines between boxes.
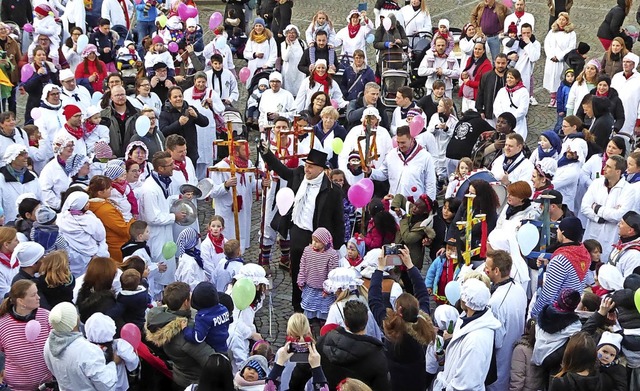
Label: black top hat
xmin=303 ymin=149 xmax=328 ymax=168
xmin=153 ymin=62 xmax=168 ymax=70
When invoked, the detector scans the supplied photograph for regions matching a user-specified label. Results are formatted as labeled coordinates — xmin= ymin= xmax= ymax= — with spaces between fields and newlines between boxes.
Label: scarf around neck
xmin=348 ymin=23 xmax=361 ymax=39
xmin=192 ymin=86 xmax=207 ymax=101
xmin=174 ymin=159 xmax=189 ymax=181
xmin=252 ymin=32 xmax=267 ymax=44
xmin=313 ymin=71 xmax=330 ymax=94
xmin=208 ymin=232 xmax=225 ymax=254
xmin=0 ymin=252 xmax=16 ymax=269
xmin=506 ymin=81 xmax=526 ymax=94
xmin=65 ymin=123 xmax=83 ymax=140
xmin=502 ymin=150 xmax=524 ymax=173
xmin=627 ymin=172 xmax=640 ymax=183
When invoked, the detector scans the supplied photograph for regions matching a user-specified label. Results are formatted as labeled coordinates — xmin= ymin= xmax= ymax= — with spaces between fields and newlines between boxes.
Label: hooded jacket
xmin=532 ymin=305 xmax=581 ymax=369
xmin=158 ymin=101 xmax=209 ymax=166
xmin=587 ymin=96 xmax=615 ymax=151
xmin=597 ymin=0 xmax=628 ymax=41
xmin=43 ymin=331 xmax=117 ymax=391
xmin=145 ymin=306 xmax=216 ymax=388
xmin=548 ymin=372 xmax=603 ymax=391
xmin=317 ymin=327 xmax=390 ymax=391
xmin=100 ymin=100 xmax=140 ymax=158
xmin=582 ymin=87 xmax=625 ymax=132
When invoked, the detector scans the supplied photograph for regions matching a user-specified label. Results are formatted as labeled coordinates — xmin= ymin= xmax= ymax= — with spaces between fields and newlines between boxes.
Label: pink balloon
xmin=275 ymin=187 xmax=295 ymax=215
xmin=177 ymin=3 xmax=190 ymax=21
xmin=409 ymin=116 xmax=425 ymax=137
xmin=185 ymin=5 xmax=198 ymax=19
xmin=209 ymin=12 xmax=223 ymax=31
xmin=20 ymin=65 xmax=34 ymax=82
xmin=330 ymin=99 xmax=338 ymax=109
xmin=382 ymin=17 xmax=392 ymax=31
xmin=25 ymin=319 xmax=41 ymax=342
xmin=239 ymin=67 xmax=251 ymax=84
xmin=168 ymin=42 xmax=179 ymax=53
xmin=348 ymin=179 xmax=375 ymax=208
xmin=23 ymin=23 xmax=34 ymax=33
xmin=134 ymin=0 xmax=142 ymax=4
xmin=121 ymin=323 xmax=141 ymax=349
xmin=503 ymin=0 xmax=513 ymax=8
xmin=392 ymin=135 xmax=398 ymax=148
xmin=31 ymin=107 xmax=41 ymax=121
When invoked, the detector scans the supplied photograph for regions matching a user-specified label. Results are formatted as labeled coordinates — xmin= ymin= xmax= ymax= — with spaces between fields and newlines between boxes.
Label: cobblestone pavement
xmin=16 ymin=0 xmax=633 ymax=348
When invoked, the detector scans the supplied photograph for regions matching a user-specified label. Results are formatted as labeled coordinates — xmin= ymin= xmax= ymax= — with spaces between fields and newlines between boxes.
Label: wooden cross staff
xmin=274 ymin=115 xmax=316 ymax=158
xmin=525 ymin=194 xmax=558 ymax=260
xmin=455 ymin=194 xmax=487 ymax=265
xmin=208 ymin=120 xmax=257 ymax=242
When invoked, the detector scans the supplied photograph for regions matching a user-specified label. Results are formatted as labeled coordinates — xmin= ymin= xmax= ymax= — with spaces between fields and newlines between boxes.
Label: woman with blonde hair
xmin=600 ymin=37 xmax=629 ymax=78
xmin=369 ymin=247 xmax=435 ymax=391
xmin=337 ymin=378 xmax=373 ymax=391
xmin=0 ymin=227 xmax=20 ymax=298
xmin=244 ymin=18 xmax=277 ymax=81
xmin=307 ymin=105 xmax=348 ymax=168
xmin=36 ymin=250 xmax=75 ymax=307
xmin=566 ymin=59 xmax=600 ymax=116
xmin=0 ymin=280 xmax=53 ymax=391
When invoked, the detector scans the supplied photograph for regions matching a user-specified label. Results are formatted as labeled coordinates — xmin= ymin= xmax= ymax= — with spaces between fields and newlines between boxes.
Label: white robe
xmin=566 ymin=80 xmax=593 ymax=116
xmin=426 ymin=113 xmax=459 ymax=178
xmin=370 ymin=146 xmax=437 ymax=200
xmin=611 ymin=71 xmax=640 ymax=136
xmin=206 ymin=68 xmax=240 ymax=103
xmin=493 ymin=87 xmax=530 ymax=140
xmin=0 ymin=170 xmax=41 ymax=223
xmin=281 ymin=40 xmax=306 ymax=96
xmin=139 ymin=175 xmax=178 ymax=286
xmin=490 ymin=153 xmax=535 ymax=184
xmin=335 ymin=20 xmax=373 ymax=59
xmin=581 ymin=177 xmax=634 ymax=261
xmin=0 ymin=128 xmax=30 ymax=166
xmin=101 ymin=0 xmax=134 ymax=28
xmin=39 ymin=159 xmax=71 ymax=210
xmin=552 ymin=162 xmax=582 ymax=213
xmin=200 ymin=235 xmax=226 ymax=281
xmin=243 ymin=37 xmax=277 ymax=82
xmin=257 ymin=89 xmax=296 ymax=127
xmin=487 ymin=281 xmax=527 ymax=391
xmin=514 ymin=40 xmax=541 ymax=92
xmin=542 ymin=30 xmax=576 ymax=93
xmin=169 ymin=158 xmax=199 ymax=239
xmin=183 ymin=86 xmax=224 ymax=177
xmin=209 ymin=159 xmax=256 ymax=252
xmin=175 ymin=253 xmax=208 ymax=291
xmin=338 ymin=125 xmax=393 ymax=186
xmin=57 ymin=210 xmax=109 ymax=277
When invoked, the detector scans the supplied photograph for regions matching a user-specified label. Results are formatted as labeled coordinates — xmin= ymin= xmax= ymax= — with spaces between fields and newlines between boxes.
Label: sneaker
xmin=530 ymin=97 xmax=539 ymax=106
xmin=548 ymin=98 xmax=556 ymax=108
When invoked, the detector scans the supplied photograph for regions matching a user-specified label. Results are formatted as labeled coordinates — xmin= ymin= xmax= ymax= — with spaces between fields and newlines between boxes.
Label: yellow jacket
xmin=87 ymin=198 xmax=135 ymax=262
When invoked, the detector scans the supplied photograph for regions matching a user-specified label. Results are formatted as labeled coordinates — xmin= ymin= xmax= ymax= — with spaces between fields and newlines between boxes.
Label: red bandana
xmin=192 ymin=86 xmax=207 ymax=101
xmin=174 ymin=159 xmax=189 ymax=181
xmin=84 ymin=121 xmax=98 ymax=136
xmin=65 ymin=123 xmax=84 ymax=140
xmin=0 ymin=252 xmax=16 ymax=269
xmin=348 ymin=23 xmax=361 ymax=39
xmin=313 ymin=71 xmax=330 ymax=94
xmin=515 ymin=11 xmax=525 ymax=18
xmin=208 ymin=232 xmax=225 ymax=254
xmin=506 ymin=81 xmax=526 ymax=94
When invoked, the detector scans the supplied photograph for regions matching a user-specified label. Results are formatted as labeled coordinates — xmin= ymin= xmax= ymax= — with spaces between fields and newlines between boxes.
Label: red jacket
xmin=458 ymin=57 xmax=493 ymax=99
xmin=364 ymin=220 xmax=396 ymax=251
xmin=75 ymin=59 xmax=108 ymax=93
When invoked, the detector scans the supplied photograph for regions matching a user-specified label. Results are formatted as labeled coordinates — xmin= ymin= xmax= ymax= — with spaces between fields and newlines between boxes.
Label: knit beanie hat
xmin=241 ymin=356 xmax=268 ymax=379
xmin=460 ymin=278 xmax=490 ymax=311
xmin=312 ymin=227 xmax=333 ymax=249
xmin=507 ymin=22 xmax=517 ymax=35
xmin=541 ymin=130 xmax=562 ymax=153
xmin=94 ymin=141 xmax=113 ymax=160
xmin=63 ymin=105 xmax=82 ymax=121
xmin=586 ymin=58 xmax=601 ymax=72
xmin=36 ymin=205 xmax=57 ymax=224
xmin=598 ymin=331 xmax=623 ymax=354
xmin=438 ymin=19 xmax=449 ymax=30
xmin=577 ymin=42 xmax=590 ymax=55
xmin=152 ymin=35 xmax=164 ymax=45
xmin=406 ymin=107 xmax=423 ymax=119
xmin=254 ymin=17 xmax=265 ymax=27
xmin=258 ymin=78 xmax=268 ymax=87
xmin=347 ymin=236 xmax=365 ymax=257
xmin=49 ymin=302 xmax=78 ymax=332
xmin=191 ymin=281 xmax=220 ymax=310
xmin=553 ymin=289 xmax=581 ymax=312
xmin=34 ymin=4 xmax=51 ymax=17
xmin=558 ymin=217 xmax=583 ymax=242
xmin=11 ymin=242 xmax=45 ymax=267
xmin=104 ymin=165 xmax=126 ymax=181
xmin=84 ymin=312 xmax=116 ymax=344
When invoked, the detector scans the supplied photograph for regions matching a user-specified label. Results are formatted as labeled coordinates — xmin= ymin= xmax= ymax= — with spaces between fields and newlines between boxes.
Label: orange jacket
xmin=87 ymin=198 xmax=135 ymax=262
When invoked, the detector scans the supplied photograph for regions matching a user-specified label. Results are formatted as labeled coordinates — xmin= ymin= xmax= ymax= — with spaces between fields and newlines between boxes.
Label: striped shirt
xmin=298 ymin=246 xmax=339 ymax=289
xmin=531 ymin=254 xmax=587 ymax=318
xmin=0 ymin=309 xmax=53 ymax=391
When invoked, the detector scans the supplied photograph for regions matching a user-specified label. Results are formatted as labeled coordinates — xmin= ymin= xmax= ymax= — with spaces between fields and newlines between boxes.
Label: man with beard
xmin=150 ymin=62 xmax=176 ymax=103
xmin=475 ymin=54 xmax=508 ymax=126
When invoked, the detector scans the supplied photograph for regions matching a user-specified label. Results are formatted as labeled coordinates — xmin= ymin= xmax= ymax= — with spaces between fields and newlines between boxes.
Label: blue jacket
xmin=135 ymin=0 xmax=161 ymax=22
xmin=183 ymin=304 xmax=230 ymax=352
xmin=556 ymin=82 xmax=572 ymax=114
xmin=117 ymin=287 xmax=151 ymax=330
xmin=341 ymin=65 xmax=375 ymax=101
xmin=425 ymin=255 xmax=460 ymax=296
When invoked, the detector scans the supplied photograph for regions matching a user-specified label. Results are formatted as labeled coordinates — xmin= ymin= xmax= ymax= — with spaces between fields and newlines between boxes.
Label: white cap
xmin=433 ymin=304 xmax=460 ymax=330
xmin=236 ymin=263 xmax=270 ymax=287
xmin=10 ymin=242 xmax=45 ymax=268
xmin=598 ymin=264 xmax=624 ymax=291
xmin=85 ymin=312 xmax=116 ymax=344
xmin=598 ymin=331 xmax=622 ymax=353
xmin=624 ymin=52 xmax=640 ymax=67
xmin=438 ymin=19 xmax=450 ymax=29
xmin=460 ymin=278 xmax=490 ymax=311
xmin=269 ymin=72 xmax=282 ymax=82
xmin=361 ymin=107 xmax=381 ymax=121
xmin=314 ymin=59 xmax=327 ymax=68
xmin=84 ymin=105 xmax=102 ymax=120
xmin=258 ymin=78 xmax=269 ymax=87
xmin=537 ymin=157 xmax=557 ymax=179
xmin=3 ymin=143 xmax=27 ymax=164
xmin=59 ymin=69 xmax=74 ymax=82
xmin=186 ymin=18 xmax=197 ymax=28
xmin=323 ymin=267 xmax=363 ymax=294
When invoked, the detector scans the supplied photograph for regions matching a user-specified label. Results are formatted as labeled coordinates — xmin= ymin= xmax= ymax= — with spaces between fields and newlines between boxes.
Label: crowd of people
xmin=1 ymin=0 xmax=640 ymax=390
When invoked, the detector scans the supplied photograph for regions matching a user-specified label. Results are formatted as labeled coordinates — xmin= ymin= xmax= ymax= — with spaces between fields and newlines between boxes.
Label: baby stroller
xmin=247 ymin=67 xmax=274 ymax=93
xmin=380 ymin=52 xmax=411 ymax=108
xmin=408 ymin=31 xmax=432 ymax=99
xmin=214 ymin=108 xmax=249 ymax=162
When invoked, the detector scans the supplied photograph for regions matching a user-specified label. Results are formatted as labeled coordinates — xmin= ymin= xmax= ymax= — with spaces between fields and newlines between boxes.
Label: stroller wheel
xmin=413 ymin=87 xmax=425 ymax=100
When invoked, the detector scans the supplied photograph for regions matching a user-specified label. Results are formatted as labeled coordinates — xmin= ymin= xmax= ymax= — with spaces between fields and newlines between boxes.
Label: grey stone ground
xmin=16 ymin=0 xmax=634 ymax=347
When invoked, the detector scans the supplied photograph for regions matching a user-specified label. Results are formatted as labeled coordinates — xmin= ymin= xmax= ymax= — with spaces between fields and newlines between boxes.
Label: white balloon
xmin=135 ymin=115 xmax=151 ymax=137
xmin=76 ymin=35 xmax=89 ymax=53
xmin=275 ymin=187 xmax=295 ymax=215
xmin=91 ymin=91 xmax=103 ymax=105
xmin=517 ymin=223 xmax=540 ymax=256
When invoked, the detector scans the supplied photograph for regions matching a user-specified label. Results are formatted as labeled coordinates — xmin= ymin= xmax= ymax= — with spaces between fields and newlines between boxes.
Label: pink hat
xmin=152 ymin=35 xmax=164 ymax=45
xmin=81 ymin=44 xmax=98 ymax=58
xmin=312 ymin=227 xmax=333 ymax=248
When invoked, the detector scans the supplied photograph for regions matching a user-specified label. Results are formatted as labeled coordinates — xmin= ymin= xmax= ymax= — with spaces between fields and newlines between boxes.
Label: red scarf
xmin=84 ymin=121 xmax=98 ymax=136
xmin=65 ymin=123 xmax=84 ymax=139
xmin=192 ymin=86 xmax=207 ymax=101
xmin=348 ymin=23 xmax=361 ymax=39
xmin=346 ymin=255 xmax=363 ymax=267
xmin=313 ymin=71 xmax=330 ymax=94
xmin=0 ymin=252 xmax=16 ymax=269
xmin=515 ymin=11 xmax=525 ymax=18
xmin=174 ymin=159 xmax=189 ymax=181
xmin=117 ymin=0 xmax=131 ymax=29
xmin=224 ymin=156 xmax=249 ymax=185
xmin=506 ymin=81 xmax=526 ymax=94
xmin=112 ymin=179 xmax=127 ymax=195
xmin=208 ymin=232 xmax=225 ymax=254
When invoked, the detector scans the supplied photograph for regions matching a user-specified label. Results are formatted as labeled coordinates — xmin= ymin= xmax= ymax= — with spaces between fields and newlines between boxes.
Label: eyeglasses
xmin=72 ymin=32 xmax=82 ymax=36
xmin=140 ymin=83 xmax=151 ymax=87
xmin=112 ymin=93 xmax=126 ymax=98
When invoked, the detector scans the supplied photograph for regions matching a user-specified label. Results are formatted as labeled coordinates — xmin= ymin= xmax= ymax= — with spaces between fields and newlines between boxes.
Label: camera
xmin=288 ymin=342 xmax=309 ymax=363
xmin=383 ymin=243 xmax=405 ymax=256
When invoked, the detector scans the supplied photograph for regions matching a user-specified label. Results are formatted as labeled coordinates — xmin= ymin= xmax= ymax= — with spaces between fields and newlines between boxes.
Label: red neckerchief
xmin=65 ymin=123 xmax=83 ymax=139
xmin=348 ymin=23 xmax=361 ymax=39
xmin=434 ymin=49 xmax=448 ymax=58
xmin=596 ymin=90 xmax=608 ymax=97
xmin=192 ymin=86 xmax=206 ymax=100
xmin=624 ymin=72 xmax=634 ymax=80
xmin=174 ymin=159 xmax=189 ymax=181
xmin=128 ymin=47 xmax=138 ymax=61
xmin=397 ymin=142 xmax=423 ymax=165
xmin=0 ymin=252 xmax=16 ymax=269
xmin=224 ymin=156 xmax=249 ymax=185
xmin=208 ymin=232 xmax=225 ymax=254
xmin=112 ymin=179 xmax=127 ymax=194
xmin=117 ymin=0 xmax=131 ymax=29
xmin=506 ymin=81 xmax=526 ymax=93
xmin=84 ymin=120 xmax=98 ymax=136
xmin=515 ymin=11 xmax=525 ymax=18
xmin=313 ymin=71 xmax=330 ymax=94
xmin=347 ymin=255 xmax=363 ymax=267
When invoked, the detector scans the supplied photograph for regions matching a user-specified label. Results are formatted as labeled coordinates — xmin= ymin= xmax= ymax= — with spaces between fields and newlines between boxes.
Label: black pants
xmin=289 ymin=224 xmax=312 ymax=312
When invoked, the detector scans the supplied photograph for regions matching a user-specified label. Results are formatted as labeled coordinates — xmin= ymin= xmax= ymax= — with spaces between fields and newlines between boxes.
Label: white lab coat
xmin=495 ymin=201 xmax=540 ymax=232
xmin=203 ymin=40 xmax=234 ymax=71
xmin=552 ymin=162 xmax=582 ymax=213
xmin=57 ymin=209 xmax=109 ymax=277
xmin=514 ymin=39 xmax=541 ymax=92
xmin=426 ymin=113 xmax=459 ymax=178
xmin=39 ymin=159 xmax=71 ymax=210
xmin=227 ymin=305 xmax=259 ymax=373
xmin=338 ymin=125 xmax=393 ymax=186
xmin=0 ymin=128 xmax=30 ymax=164
xmin=280 ymin=40 xmax=306 ymax=96
xmin=611 ymin=70 xmax=640 ymax=136
xmin=433 ymin=308 xmax=502 ymax=391
xmin=175 ymin=253 xmax=208 ymax=291
xmin=201 ymin=235 xmax=227 ymax=281
xmin=113 ymin=338 xmax=139 ymax=391
xmin=294 ymin=79 xmax=346 ymax=113
xmin=258 ymin=89 xmax=296 ymax=127
xmin=244 ymin=37 xmax=277 ymax=82
xmin=581 ymin=177 xmax=634 ymax=261
xmin=542 ymin=29 xmax=576 ymax=93
xmin=0 ymin=169 xmax=41 ymax=223
xmin=370 ymin=146 xmax=437 ymax=200
xmin=209 ymin=159 xmax=256 ymax=252
xmin=566 ymin=80 xmax=593 ymax=116
xmin=184 ymin=87 xmax=223 ymax=178
xmin=60 ymin=85 xmax=92 ymax=112
xmin=206 ymin=68 xmax=240 ymax=104
xmin=418 ymin=50 xmax=460 ymax=97
xmin=335 ymin=20 xmax=373 ymax=59
xmin=101 ymin=0 xmax=134 ymax=28
xmin=139 ymin=175 xmax=178 ymax=286
xmin=486 ymin=281 xmax=527 ymax=391
xmin=493 ymin=86 xmax=530 ymax=139
xmin=490 ymin=153 xmax=535 ymax=184
xmin=399 ymin=5 xmax=431 ymax=42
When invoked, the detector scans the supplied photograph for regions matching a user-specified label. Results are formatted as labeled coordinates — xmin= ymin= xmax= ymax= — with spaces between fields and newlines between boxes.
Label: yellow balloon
xmin=332 ymin=138 xmax=344 ymax=155
xmin=157 ymin=14 xmax=168 ymax=28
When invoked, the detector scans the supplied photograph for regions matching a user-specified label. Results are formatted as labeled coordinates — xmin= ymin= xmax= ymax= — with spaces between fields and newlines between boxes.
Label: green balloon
xmin=331 ymin=138 xmax=344 ymax=155
xmin=232 ymin=278 xmax=257 ymax=310
xmin=162 ymin=241 xmax=177 ymax=260
xmin=635 ymin=288 xmax=640 ymax=314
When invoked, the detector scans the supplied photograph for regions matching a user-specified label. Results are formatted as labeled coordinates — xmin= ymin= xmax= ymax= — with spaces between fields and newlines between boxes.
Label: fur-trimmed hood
xmin=144 ymin=306 xmax=190 ymax=347
xmin=404 ymin=310 xmax=436 ymax=346
xmin=538 ymin=304 xmax=579 ymax=333
xmin=552 ymin=21 xmax=575 ymax=33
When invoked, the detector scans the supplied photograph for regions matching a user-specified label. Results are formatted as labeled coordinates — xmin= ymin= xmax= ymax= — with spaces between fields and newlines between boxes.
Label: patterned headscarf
xmin=177 ymin=228 xmax=203 ymax=269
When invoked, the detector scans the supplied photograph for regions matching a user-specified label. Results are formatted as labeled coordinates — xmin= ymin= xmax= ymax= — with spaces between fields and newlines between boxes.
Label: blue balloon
xmin=444 ymin=281 xmax=461 ymax=305
xmin=215 ymin=36 xmax=227 ymax=50
xmin=365 ymin=34 xmax=374 ymax=44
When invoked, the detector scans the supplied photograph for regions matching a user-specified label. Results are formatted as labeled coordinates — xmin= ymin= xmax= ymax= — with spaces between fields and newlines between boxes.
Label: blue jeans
xmin=136 ymin=21 xmax=156 ymax=45
xmin=486 ymin=35 xmax=501 ymax=61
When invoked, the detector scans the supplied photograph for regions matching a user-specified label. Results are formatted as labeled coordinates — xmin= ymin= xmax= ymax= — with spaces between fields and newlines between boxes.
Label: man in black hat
xmin=609 ymin=211 xmax=640 ymax=277
xmin=535 ymin=189 xmax=575 ymax=250
xmin=151 ymin=62 xmax=176 ymax=103
xmin=531 ymin=216 xmax=590 ymax=319
xmin=258 ymin=143 xmax=344 ymax=312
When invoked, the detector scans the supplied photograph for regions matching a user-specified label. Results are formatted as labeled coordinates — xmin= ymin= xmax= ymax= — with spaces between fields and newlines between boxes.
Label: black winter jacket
xmin=159 ymin=101 xmax=209 ymax=166
xmin=597 ymin=0 xmax=628 ymax=41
